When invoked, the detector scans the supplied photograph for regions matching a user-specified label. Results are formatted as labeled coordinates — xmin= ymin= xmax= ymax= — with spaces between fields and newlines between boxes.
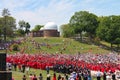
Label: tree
xmin=18 ymin=20 xmax=26 ymax=29
xmin=31 ymin=25 xmax=43 ymax=31
xmin=69 ymin=11 xmax=98 ymax=41
xmin=2 ymin=8 xmax=10 ymax=16
xmin=15 ymin=29 xmax=25 ymax=36
xmin=97 ymin=15 xmax=120 ymax=48
xmin=1 ymin=8 xmax=16 ymax=38
xmin=69 ymin=11 xmax=84 ymax=41
xmin=18 ymin=20 xmax=31 ymax=35
xmin=0 ymin=18 xmax=3 ymax=37
xmin=114 ymin=38 xmax=120 ymax=49
xmin=25 ymin=22 xmax=30 ymax=34
xmin=61 ymin=24 xmax=75 ymax=37
xmin=84 ymin=12 xmax=98 ymax=40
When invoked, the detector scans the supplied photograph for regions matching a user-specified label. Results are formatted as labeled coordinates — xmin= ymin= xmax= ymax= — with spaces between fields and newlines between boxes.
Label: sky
xmin=0 ymin=0 xmax=120 ymax=30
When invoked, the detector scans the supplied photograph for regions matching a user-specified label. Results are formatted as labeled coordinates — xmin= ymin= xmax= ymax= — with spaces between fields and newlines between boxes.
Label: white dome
xmin=44 ymin=22 xmax=58 ymax=30
xmin=40 ymin=27 xmax=44 ymax=30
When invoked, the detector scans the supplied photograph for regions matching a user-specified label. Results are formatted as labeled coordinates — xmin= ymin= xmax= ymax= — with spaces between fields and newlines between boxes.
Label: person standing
xmin=64 ymin=74 xmax=68 ymax=80
xmin=112 ymin=73 xmax=116 ymax=80
xmin=12 ymin=77 xmax=14 ymax=80
xmin=96 ymin=71 xmax=101 ymax=80
xmin=13 ymin=63 xmax=17 ymax=71
xmin=22 ymin=64 xmax=26 ymax=73
xmin=52 ymin=73 xmax=56 ymax=80
xmin=88 ymin=73 xmax=92 ymax=80
xmin=103 ymin=72 xmax=107 ymax=80
xmin=29 ymin=74 xmax=33 ymax=80
xmin=57 ymin=74 xmax=61 ymax=80
xmin=39 ymin=73 xmax=43 ymax=80
xmin=22 ymin=75 xmax=27 ymax=80
xmin=46 ymin=74 xmax=51 ymax=80
xmin=26 ymin=66 xmax=30 ymax=75
xmin=46 ymin=66 xmax=50 ymax=74
xmin=33 ymin=74 xmax=37 ymax=80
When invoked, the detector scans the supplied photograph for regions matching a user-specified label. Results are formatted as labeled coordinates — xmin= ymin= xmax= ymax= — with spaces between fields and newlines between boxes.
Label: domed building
xmin=29 ymin=22 xmax=60 ymax=37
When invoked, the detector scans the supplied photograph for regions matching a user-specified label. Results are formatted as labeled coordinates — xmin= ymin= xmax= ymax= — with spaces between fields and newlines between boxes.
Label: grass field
xmin=12 ymin=68 xmax=63 ymax=80
xmin=8 ymin=37 xmax=110 ymax=54
xmin=12 ymin=68 xmax=100 ymax=80
xmin=1 ymin=37 xmax=114 ymax=80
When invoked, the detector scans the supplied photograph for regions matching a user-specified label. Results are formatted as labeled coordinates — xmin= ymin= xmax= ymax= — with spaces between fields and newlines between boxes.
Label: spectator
xmin=29 ymin=74 xmax=33 ymax=80
xmin=46 ymin=66 xmax=50 ymax=74
xmin=22 ymin=64 xmax=26 ymax=73
xmin=52 ymin=73 xmax=56 ymax=80
xmin=96 ymin=71 xmax=101 ymax=80
xmin=61 ymin=76 xmax=65 ymax=80
xmin=39 ymin=73 xmax=43 ymax=80
xmin=12 ymin=77 xmax=14 ymax=80
xmin=112 ymin=72 xmax=116 ymax=80
xmin=26 ymin=66 xmax=30 ymax=75
xmin=87 ymin=73 xmax=92 ymax=80
xmin=22 ymin=75 xmax=27 ymax=80
xmin=13 ymin=63 xmax=17 ymax=71
xmin=46 ymin=74 xmax=51 ymax=80
xmin=57 ymin=74 xmax=61 ymax=80
xmin=103 ymin=72 xmax=106 ymax=80
xmin=76 ymin=74 xmax=79 ymax=80
xmin=64 ymin=74 xmax=68 ymax=80
xmin=33 ymin=74 xmax=37 ymax=80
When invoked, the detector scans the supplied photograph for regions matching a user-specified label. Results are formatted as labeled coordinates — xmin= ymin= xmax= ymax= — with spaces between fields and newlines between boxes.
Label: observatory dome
xmin=40 ymin=27 xmax=44 ymax=30
xmin=44 ymin=22 xmax=58 ymax=30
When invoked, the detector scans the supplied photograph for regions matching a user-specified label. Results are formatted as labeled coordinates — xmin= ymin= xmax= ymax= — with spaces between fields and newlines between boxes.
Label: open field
xmin=8 ymin=37 xmax=110 ymax=54
xmin=1 ymin=37 xmax=118 ymax=80
xmin=12 ymin=68 xmax=62 ymax=80
xmin=12 ymin=68 xmax=99 ymax=80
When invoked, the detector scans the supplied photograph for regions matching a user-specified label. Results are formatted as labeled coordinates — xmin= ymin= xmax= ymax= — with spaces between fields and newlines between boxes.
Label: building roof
xmin=40 ymin=27 xmax=44 ymax=30
xmin=44 ymin=22 xmax=58 ymax=30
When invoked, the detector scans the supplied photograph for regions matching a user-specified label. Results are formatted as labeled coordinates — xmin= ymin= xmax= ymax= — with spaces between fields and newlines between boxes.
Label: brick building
xmin=29 ymin=22 xmax=60 ymax=37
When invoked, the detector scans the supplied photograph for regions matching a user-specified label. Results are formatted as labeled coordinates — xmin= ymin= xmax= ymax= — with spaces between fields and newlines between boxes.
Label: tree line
xmin=0 ymin=9 xmax=120 ymax=49
xmin=61 ymin=11 xmax=120 ymax=48
xmin=0 ymin=8 xmax=31 ymax=40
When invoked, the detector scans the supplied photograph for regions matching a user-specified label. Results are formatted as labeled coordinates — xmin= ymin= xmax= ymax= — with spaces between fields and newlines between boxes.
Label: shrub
xmin=12 ymin=44 xmax=19 ymax=51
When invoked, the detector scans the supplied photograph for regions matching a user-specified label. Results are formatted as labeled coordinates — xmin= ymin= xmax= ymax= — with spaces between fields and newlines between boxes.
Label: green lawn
xmin=12 ymin=68 xmax=100 ymax=80
xmin=8 ymin=37 xmax=110 ymax=54
xmin=4 ymin=37 xmax=113 ymax=80
xmin=12 ymin=68 xmax=64 ymax=80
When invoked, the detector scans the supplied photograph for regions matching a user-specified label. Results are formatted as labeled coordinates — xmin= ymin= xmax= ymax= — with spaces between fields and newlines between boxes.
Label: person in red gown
xmin=52 ymin=73 xmax=56 ymax=80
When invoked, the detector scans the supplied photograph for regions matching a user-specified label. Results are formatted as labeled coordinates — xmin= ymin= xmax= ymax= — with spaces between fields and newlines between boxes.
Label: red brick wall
xmin=29 ymin=30 xmax=59 ymax=37
xmin=43 ymin=30 xmax=59 ymax=37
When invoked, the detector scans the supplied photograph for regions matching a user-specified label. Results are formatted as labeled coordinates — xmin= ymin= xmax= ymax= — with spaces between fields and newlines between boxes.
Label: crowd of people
xmin=6 ymin=52 xmax=120 ymax=80
xmin=7 ymin=52 xmax=120 ymax=73
xmin=5 ymin=37 xmax=120 ymax=80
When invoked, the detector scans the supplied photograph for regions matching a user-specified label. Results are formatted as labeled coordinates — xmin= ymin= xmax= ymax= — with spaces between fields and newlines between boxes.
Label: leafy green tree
xmin=31 ymin=25 xmax=43 ymax=31
xmin=114 ymin=38 xmax=120 ymax=48
xmin=84 ymin=12 xmax=98 ymax=40
xmin=25 ymin=22 xmax=30 ymax=34
xmin=0 ymin=18 xmax=3 ymax=37
xmin=18 ymin=20 xmax=26 ymax=29
xmin=61 ymin=24 xmax=75 ymax=37
xmin=2 ymin=8 xmax=10 ymax=16
xmin=15 ymin=29 xmax=25 ymax=36
xmin=69 ymin=11 xmax=84 ymax=41
xmin=18 ymin=20 xmax=31 ymax=35
xmin=97 ymin=16 xmax=120 ymax=48
xmin=69 ymin=11 xmax=98 ymax=41
xmin=1 ymin=8 xmax=16 ymax=38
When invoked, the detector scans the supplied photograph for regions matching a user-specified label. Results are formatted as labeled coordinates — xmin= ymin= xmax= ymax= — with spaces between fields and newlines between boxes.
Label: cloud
xmin=0 ymin=0 xmax=120 ymax=30
xmin=13 ymin=0 xmax=75 ymax=29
